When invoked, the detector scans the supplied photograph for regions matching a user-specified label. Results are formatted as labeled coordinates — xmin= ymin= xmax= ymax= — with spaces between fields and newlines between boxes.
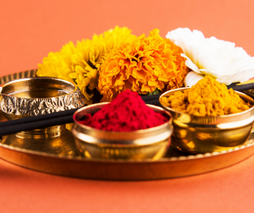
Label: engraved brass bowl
xmin=0 ymin=77 xmax=86 ymax=120
xmin=0 ymin=77 xmax=86 ymax=156
xmin=159 ymin=88 xmax=254 ymax=154
xmin=72 ymin=103 xmax=173 ymax=160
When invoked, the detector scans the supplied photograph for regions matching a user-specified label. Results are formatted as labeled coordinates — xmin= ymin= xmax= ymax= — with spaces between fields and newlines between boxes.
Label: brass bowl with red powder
xmin=72 ymin=103 xmax=173 ymax=160
xmin=159 ymin=88 xmax=254 ymax=154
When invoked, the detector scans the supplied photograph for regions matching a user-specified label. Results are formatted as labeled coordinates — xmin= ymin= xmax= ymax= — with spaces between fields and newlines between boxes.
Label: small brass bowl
xmin=0 ymin=77 xmax=86 ymax=120
xmin=0 ymin=77 xmax=85 ymax=155
xmin=72 ymin=103 xmax=173 ymax=160
xmin=159 ymin=88 xmax=254 ymax=154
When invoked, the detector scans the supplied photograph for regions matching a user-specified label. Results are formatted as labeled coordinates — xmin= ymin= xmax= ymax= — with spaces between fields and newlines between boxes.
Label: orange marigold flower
xmin=98 ymin=29 xmax=189 ymax=101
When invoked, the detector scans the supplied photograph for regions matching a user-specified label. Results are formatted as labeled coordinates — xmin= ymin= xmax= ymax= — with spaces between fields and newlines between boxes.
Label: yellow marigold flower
xmin=37 ymin=26 xmax=135 ymax=103
xmin=98 ymin=29 xmax=189 ymax=101
xmin=37 ymin=42 xmax=76 ymax=84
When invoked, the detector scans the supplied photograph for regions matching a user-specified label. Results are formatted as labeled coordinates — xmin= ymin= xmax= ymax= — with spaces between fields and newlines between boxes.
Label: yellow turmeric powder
xmin=161 ymin=76 xmax=252 ymax=116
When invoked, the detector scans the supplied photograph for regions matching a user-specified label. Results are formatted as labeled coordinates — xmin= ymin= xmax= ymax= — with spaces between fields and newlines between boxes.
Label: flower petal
xmin=184 ymin=71 xmax=204 ymax=87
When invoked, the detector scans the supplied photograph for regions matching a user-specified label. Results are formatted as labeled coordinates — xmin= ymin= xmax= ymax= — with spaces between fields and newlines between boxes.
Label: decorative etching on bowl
xmin=1 ymin=89 xmax=85 ymax=116
xmin=0 ymin=77 xmax=86 ymax=119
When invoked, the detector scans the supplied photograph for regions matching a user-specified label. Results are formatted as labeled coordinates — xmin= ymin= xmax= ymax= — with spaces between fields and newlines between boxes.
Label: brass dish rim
xmin=0 ymin=136 xmax=254 ymax=163
xmin=1 ymin=133 xmax=254 ymax=180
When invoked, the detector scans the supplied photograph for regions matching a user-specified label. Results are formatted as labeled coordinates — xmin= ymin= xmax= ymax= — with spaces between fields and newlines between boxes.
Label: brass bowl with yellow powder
xmin=72 ymin=103 xmax=173 ymax=160
xmin=159 ymin=87 xmax=254 ymax=154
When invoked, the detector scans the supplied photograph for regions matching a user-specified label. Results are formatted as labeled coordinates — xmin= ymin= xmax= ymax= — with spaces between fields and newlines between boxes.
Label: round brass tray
xmin=0 ymin=70 xmax=254 ymax=180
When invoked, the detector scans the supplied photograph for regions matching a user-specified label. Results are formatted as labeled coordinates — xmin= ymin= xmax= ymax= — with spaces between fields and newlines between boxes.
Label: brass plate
xmin=0 ymin=70 xmax=254 ymax=180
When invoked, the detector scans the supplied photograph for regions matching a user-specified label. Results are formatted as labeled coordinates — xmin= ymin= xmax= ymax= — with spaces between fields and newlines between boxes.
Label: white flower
xmin=166 ymin=28 xmax=254 ymax=87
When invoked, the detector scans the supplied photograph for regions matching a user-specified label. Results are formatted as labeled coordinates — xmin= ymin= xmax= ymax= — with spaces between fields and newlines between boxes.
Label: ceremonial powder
xmin=160 ymin=76 xmax=252 ymax=116
xmin=78 ymin=90 xmax=168 ymax=131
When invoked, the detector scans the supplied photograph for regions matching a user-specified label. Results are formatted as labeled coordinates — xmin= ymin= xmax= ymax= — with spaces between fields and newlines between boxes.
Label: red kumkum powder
xmin=78 ymin=90 xmax=168 ymax=132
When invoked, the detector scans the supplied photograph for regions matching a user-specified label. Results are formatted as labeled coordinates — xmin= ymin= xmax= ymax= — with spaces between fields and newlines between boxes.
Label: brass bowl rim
xmin=0 ymin=76 xmax=78 ymax=99
xmin=159 ymin=87 xmax=254 ymax=122
xmin=73 ymin=102 xmax=173 ymax=135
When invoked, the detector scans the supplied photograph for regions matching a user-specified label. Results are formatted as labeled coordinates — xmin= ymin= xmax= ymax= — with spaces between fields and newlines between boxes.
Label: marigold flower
xmin=37 ymin=42 xmax=76 ymax=84
xmin=37 ymin=26 xmax=135 ymax=103
xmin=98 ymin=29 xmax=189 ymax=101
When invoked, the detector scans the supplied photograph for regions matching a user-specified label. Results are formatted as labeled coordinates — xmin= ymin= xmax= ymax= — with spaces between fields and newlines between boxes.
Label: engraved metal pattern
xmin=0 ymin=76 xmax=86 ymax=119
xmin=0 ymin=88 xmax=86 ymax=117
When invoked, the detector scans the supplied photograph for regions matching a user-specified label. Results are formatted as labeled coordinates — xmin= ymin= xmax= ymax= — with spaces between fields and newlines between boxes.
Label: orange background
xmin=1 ymin=0 xmax=254 ymax=212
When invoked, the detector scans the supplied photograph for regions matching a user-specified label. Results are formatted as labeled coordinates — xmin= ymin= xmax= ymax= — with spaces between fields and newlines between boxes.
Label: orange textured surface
xmin=1 ymin=0 xmax=254 ymax=212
